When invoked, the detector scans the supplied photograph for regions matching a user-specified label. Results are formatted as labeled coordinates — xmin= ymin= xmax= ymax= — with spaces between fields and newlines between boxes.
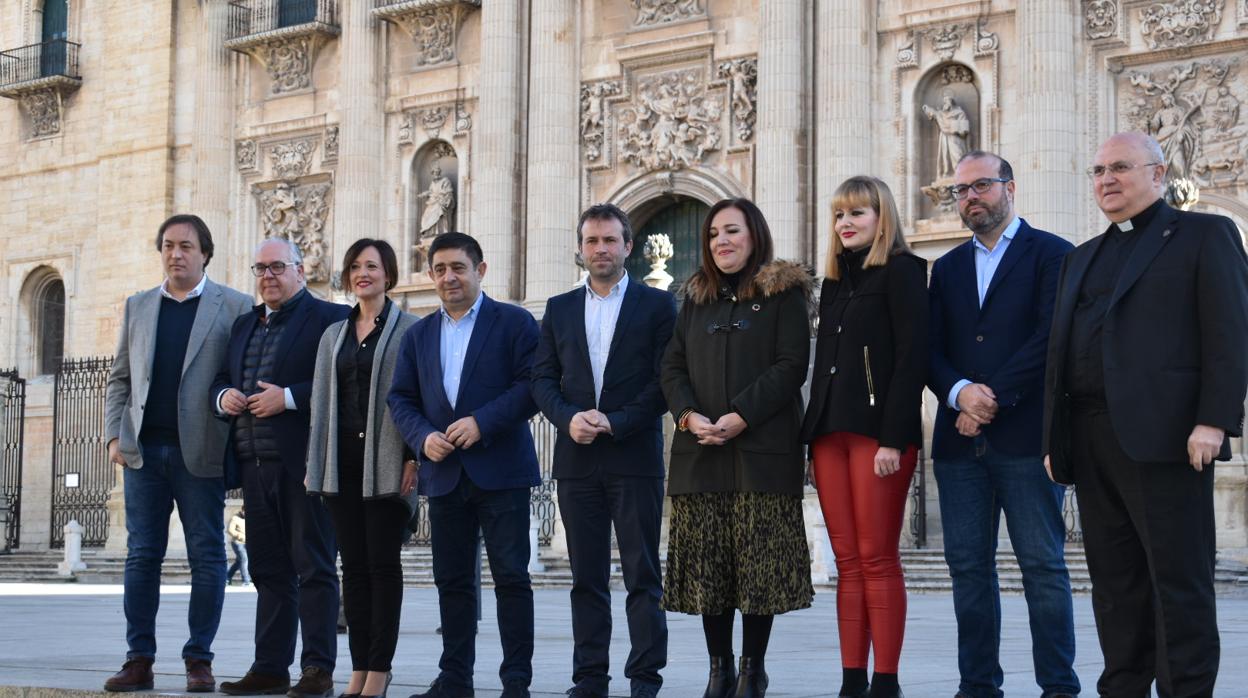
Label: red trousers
xmin=811 ymin=431 xmax=917 ymax=673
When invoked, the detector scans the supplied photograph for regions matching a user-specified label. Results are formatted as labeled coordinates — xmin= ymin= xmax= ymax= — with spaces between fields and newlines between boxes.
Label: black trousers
xmin=323 ymin=433 xmax=411 ymax=672
xmin=242 ymin=457 xmax=339 ymax=675
xmin=1071 ymin=407 xmax=1219 ymax=698
xmin=558 ymin=471 xmax=667 ymax=693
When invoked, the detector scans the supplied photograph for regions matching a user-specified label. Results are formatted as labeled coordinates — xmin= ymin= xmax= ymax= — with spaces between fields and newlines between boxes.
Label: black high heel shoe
xmin=360 ymin=672 xmax=392 ymax=698
xmin=733 ymin=656 xmax=768 ymax=698
xmin=703 ymin=655 xmax=737 ymax=698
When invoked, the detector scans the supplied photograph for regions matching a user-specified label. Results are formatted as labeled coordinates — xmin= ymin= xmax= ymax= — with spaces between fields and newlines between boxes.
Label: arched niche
xmin=914 ymin=62 xmax=981 ymax=218
xmin=19 ymin=266 xmax=65 ymax=376
xmin=409 ymin=139 xmax=458 ymax=273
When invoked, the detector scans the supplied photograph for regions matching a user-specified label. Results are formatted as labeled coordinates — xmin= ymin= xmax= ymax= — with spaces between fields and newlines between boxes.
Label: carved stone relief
xmin=398 ymin=102 xmax=471 ymax=146
xmin=323 ymin=126 xmax=339 ymax=163
xmin=616 ymin=68 xmax=723 ymax=172
xmin=581 ymin=81 xmax=622 ymax=162
xmin=717 ymin=57 xmax=757 ymax=143
xmin=631 ymin=0 xmax=705 ymax=27
xmin=916 ymin=63 xmax=980 ymax=217
xmin=1085 ymin=0 xmax=1120 ymax=39
xmin=454 ymin=103 xmax=472 ymax=134
xmin=974 ymin=19 xmax=999 ymax=56
xmin=1123 ymin=58 xmax=1245 ymax=186
xmin=412 ymin=141 xmax=458 ymax=272
xmin=927 ymin=24 xmax=970 ymax=61
xmin=1139 ymin=1 xmax=1225 ymax=49
xmin=19 ymin=88 xmax=61 ymax=139
xmin=254 ymin=181 xmax=332 ymax=283
xmin=263 ymin=36 xmax=319 ymax=94
xmin=270 ymin=139 xmax=316 ymax=180
xmin=237 ymin=140 xmax=258 ymax=171
xmin=400 ymin=7 xmax=458 ymax=67
xmin=896 ymin=32 xmax=918 ymax=68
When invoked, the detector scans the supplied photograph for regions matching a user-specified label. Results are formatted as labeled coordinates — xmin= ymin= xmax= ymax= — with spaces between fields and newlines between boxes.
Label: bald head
xmin=1091 ymin=132 xmax=1167 ymax=223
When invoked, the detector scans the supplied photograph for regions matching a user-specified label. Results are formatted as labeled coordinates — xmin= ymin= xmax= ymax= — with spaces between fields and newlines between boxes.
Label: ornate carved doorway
xmin=625 ymin=196 xmax=708 ymax=290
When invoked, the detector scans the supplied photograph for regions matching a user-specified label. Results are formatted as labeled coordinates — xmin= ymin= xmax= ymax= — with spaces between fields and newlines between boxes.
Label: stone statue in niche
xmin=922 ymin=92 xmax=971 ymax=179
xmin=1150 ymin=92 xmax=1201 ymax=178
xmin=417 ymin=165 xmax=455 ymax=239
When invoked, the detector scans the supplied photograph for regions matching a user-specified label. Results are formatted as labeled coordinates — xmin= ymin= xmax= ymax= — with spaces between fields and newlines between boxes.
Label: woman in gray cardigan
xmin=306 ymin=239 xmax=419 ymax=698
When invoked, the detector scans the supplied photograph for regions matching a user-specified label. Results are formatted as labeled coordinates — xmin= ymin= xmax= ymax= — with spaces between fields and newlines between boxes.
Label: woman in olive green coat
xmin=661 ymin=197 xmax=815 ymax=698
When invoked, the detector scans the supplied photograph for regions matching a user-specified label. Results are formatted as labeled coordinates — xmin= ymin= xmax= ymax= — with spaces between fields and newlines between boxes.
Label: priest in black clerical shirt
xmin=1043 ymin=132 xmax=1248 ymax=698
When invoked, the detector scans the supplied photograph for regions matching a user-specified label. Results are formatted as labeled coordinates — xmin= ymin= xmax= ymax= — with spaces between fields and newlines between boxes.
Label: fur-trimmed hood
xmin=679 ymin=258 xmax=816 ymax=306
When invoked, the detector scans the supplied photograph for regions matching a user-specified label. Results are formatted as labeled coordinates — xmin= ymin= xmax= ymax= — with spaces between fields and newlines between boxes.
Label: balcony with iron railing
xmin=372 ymin=0 xmax=480 ymax=17
xmin=0 ymin=39 xmax=81 ymax=98
xmin=225 ymin=0 xmax=340 ymax=52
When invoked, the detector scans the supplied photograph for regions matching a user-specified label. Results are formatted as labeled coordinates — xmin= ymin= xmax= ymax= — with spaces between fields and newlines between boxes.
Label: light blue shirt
xmin=948 ymin=216 xmax=1022 ymax=410
xmin=440 ymin=292 xmax=485 ymax=410
xmin=584 ymin=273 xmax=628 ymax=405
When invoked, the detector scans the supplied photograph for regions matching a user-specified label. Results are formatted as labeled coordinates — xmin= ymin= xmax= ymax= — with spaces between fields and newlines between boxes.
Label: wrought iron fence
xmin=227 ymin=0 xmax=339 ymax=39
xmin=1063 ymin=486 xmax=1082 ymax=544
xmin=51 ymin=357 xmax=115 ymax=548
xmin=908 ymin=453 xmax=928 ymax=548
xmin=0 ymin=369 xmax=26 ymax=551
xmin=406 ymin=413 xmax=559 ymax=547
xmin=0 ymin=39 xmax=80 ymax=88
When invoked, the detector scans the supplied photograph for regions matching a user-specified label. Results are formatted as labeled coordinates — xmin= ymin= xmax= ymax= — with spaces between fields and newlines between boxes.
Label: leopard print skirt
xmin=663 ymin=491 xmax=815 ymax=616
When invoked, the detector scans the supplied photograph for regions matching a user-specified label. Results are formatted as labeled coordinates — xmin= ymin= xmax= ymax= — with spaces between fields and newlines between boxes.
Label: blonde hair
xmin=824 ymin=176 xmax=911 ymax=280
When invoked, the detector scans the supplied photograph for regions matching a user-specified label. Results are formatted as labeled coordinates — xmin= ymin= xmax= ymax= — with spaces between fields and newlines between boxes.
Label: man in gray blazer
xmin=102 ymin=214 xmax=253 ymax=694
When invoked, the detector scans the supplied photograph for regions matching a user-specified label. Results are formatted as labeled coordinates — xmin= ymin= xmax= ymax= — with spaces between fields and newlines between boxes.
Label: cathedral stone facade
xmin=2 ymin=0 xmax=1247 ymax=553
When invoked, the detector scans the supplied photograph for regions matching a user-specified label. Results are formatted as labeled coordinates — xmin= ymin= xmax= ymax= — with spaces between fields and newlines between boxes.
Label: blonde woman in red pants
xmin=801 ymin=176 xmax=928 ymax=698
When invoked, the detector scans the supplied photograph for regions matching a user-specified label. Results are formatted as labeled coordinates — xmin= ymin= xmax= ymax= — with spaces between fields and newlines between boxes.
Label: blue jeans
xmin=123 ymin=444 xmax=226 ymax=661
xmin=428 ymin=473 xmax=534 ymax=691
xmin=934 ymin=440 xmax=1080 ymax=698
xmin=227 ymin=540 xmax=250 ymax=584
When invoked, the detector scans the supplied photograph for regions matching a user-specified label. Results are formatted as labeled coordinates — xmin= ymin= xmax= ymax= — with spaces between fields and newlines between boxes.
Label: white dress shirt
xmin=440 ymin=292 xmax=485 ymax=410
xmin=584 ymin=273 xmax=628 ymax=405
xmin=160 ymin=273 xmax=208 ymax=302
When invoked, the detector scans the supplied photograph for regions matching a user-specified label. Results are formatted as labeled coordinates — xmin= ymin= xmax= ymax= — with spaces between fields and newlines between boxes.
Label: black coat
xmin=801 ymin=249 xmax=928 ymax=450
xmin=1043 ymin=202 xmax=1248 ymax=483
xmin=661 ymin=260 xmax=814 ymax=496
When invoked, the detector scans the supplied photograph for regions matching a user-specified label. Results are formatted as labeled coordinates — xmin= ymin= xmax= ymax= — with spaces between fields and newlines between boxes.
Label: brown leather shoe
xmin=103 ymin=657 xmax=154 ymax=692
xmin=185 ymin=659 xmax=216 ymax=693
xmin=221 ymin=671 xmax=291 ymax=696
xmin=288 ymin=666 xmax=334 ymax=698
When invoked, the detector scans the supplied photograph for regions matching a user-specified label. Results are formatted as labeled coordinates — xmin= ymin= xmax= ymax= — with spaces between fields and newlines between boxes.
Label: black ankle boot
xmin=732 ymin=656 xmax=768 ymax=698
xmin=867 ymin=672 xmax=901 ymax=698
xmin=703 ymin=655 xmax=737 ymax=698
xmin=839 ymin=667 xmax=870 ymax=697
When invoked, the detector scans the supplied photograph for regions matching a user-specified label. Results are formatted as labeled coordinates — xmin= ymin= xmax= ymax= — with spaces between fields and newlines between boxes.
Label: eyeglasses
xmin=1086 ymin=161 xmax=1160 ymax=178
xmin=251 ymin=261 xmax=294 ymax=277
xmin=950 ymin=178 xmax=1011 ymax=199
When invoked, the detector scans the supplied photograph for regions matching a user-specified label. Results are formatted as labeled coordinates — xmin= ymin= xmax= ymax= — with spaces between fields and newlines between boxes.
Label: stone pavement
xmin=0 ymin=584 xmax=1245 ymax=698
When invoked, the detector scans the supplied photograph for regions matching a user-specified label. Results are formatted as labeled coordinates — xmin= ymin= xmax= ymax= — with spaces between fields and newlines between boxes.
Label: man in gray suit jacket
xmin=102 ymin=215 xmax=253 ymax=694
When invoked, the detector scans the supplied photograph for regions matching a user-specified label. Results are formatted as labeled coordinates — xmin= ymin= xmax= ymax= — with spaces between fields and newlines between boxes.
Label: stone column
xmin=814 ymin=0 xmax=873 ymax=273
xmin=524 ymin=0 xmax=578 ymax=304
xmin=755 ymin=0 xmax=807 ymax=262
xmin=1015 ymin=0 xmax=1079 ymax=240
xmin=478 ymin=0 xmax=525 ymax=299
xmin=190 ymin=0 xmax=234 ymax=241
xmin=335 ymin=0 xmax=384 ymax=255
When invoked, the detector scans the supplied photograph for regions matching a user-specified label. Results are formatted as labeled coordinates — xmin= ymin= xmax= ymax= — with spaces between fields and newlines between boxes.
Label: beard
xmin=960 ymin=198 xmax=1009 ymax=236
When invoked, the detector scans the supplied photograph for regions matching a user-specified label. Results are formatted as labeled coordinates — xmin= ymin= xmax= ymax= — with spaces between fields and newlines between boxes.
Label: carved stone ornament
xmin=974 ymin=19 xmax=999 ymax=55
xmin=581 ymin=81 xmax=621 ymax=162
xmin=1139 ymin=0 xmax=1225 ymax=49
xmin=454 ymin=102 xmax=472 ymax=134
xmin=896 ymin=32 xmax=918 ymax=68
xmin=631 ymin=0 xmax=705 ymax=27
xmin=402 ymin=7 xmax=458 ymax=66
xmin=323 ymin=126 xmax=339 ymax=162
xmin=718 ymin=57 xmax=758 ymax=143
xmin=1085 ymin=0 xmax=1120 ymax=39
xmin=19 ymin=88 xmax=61 ymax=139
xmin=616 ymin=68 xmax=723 ymax=172
xmin=237 ymin=140 xmax=258 ymax=171
xmin=270 ymin=139 xmax=316 ymax=180
xmin=642 ymin=233 xmax=675 ymax=291
xmin=416 ymin=107 xmax=449 ymax=137
xmin=1124 ymin=58 xmax=1245 ymax=186
xmin=255 ymin=181 xmax=332 ymax=283
xmin=927 ymin=24 xmax=970 ymax=61
xmin=264 ymin=36 xmax=317 ymax=94
xmin=941 ymin=65 xmax=975 ymax=85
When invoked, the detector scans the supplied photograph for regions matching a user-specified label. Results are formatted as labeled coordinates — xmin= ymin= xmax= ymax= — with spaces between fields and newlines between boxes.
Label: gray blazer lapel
xmin=135 ymin=288 xmax=162 ymax=383
xmin=182 ymin=280 xmax=224 ymax=376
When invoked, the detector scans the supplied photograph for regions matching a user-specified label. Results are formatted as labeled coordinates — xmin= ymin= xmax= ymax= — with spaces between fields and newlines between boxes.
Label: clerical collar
xmin=1115 ymin=198 xmax=1164 ymax=233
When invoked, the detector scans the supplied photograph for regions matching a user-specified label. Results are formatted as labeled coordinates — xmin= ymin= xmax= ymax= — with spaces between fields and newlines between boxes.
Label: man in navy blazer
xmin=531 ymin=204 xmax=675 ymax=698
xmin=388 ymin=232 xmax=541 ymax=698
xmin=212 ymin=238 xmax=349 ymax=698
xmin=928 ymin=152 xmax=1080 ymax=698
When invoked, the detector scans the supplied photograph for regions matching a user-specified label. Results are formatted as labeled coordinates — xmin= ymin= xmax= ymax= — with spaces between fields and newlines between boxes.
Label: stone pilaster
xmin=524 ymin=1 xmax=578 ymax=304
xmin=477 ymin=0 xmax=525 ymax=299
xmin=815 ymin=0 xmax=873 ymax=273
xmin=1016 ymin=0 xmax=1080 ymax=240
xmin=335 ymin=0 xmax=384 ymax=265
xmin=755 ymin=0 xmax=807 ymax=263
xmin=190 ymin=0 xmax=234 ymax=242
